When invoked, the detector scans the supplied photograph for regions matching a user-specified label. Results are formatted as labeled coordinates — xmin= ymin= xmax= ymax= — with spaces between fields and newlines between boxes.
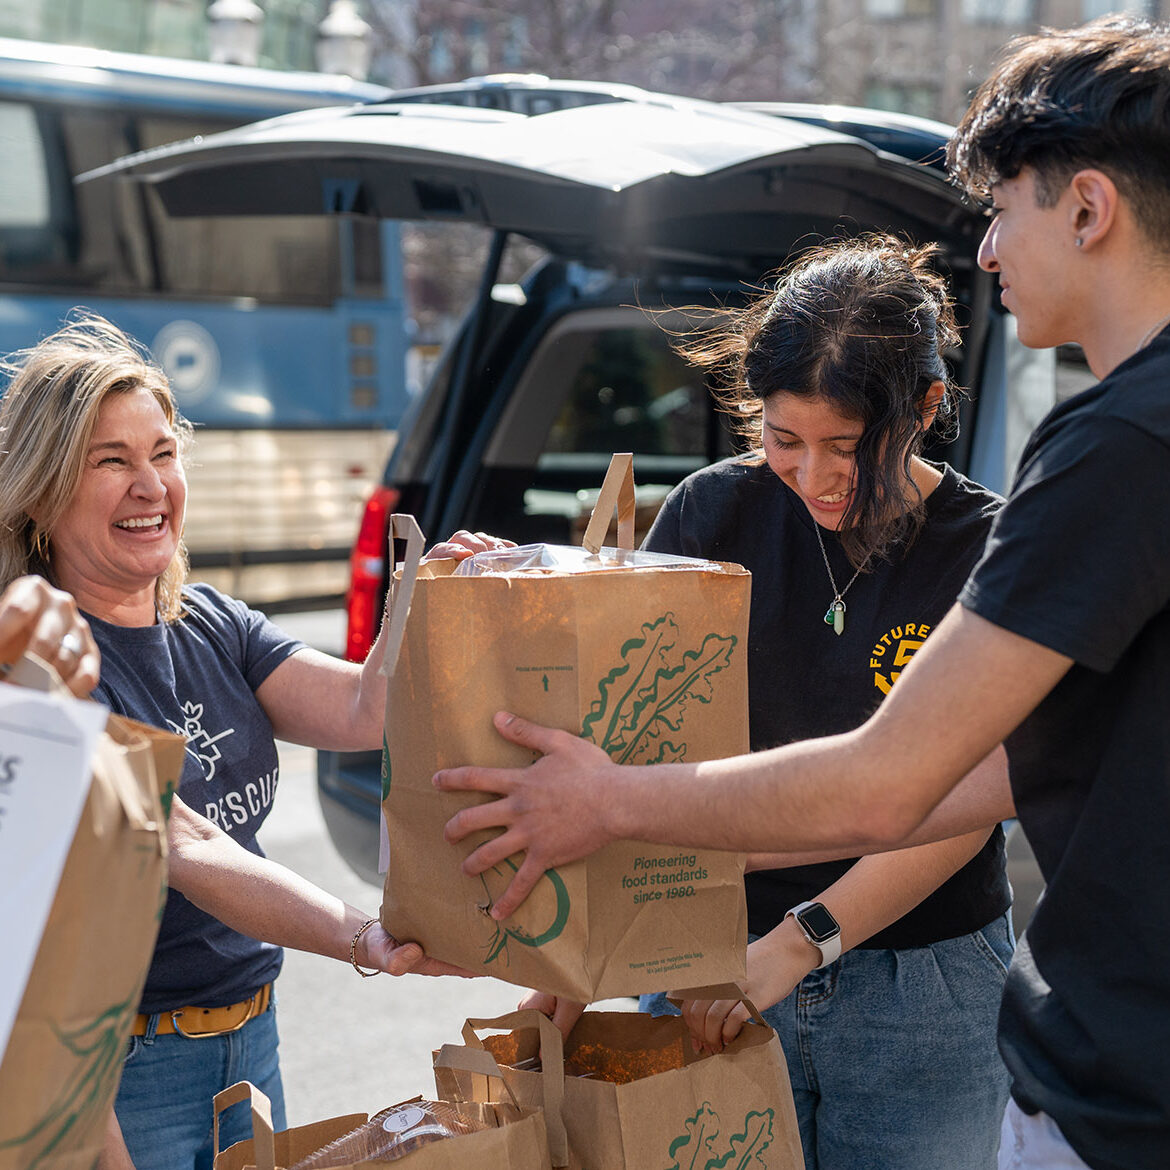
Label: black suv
xmin=92 ymin=84 xmax=1055 ymax=892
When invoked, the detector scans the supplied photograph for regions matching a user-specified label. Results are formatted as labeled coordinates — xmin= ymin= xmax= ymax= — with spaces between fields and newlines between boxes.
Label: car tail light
xmin=345 ymin=484 xmax=400 ymax=662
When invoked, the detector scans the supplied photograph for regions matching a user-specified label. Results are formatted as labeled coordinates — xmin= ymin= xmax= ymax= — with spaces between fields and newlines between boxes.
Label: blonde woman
xmin=0 ymin=313 xmax=492 ymax=1170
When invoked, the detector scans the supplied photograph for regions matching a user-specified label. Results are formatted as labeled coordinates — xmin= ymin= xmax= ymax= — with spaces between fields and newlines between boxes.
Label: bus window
xmin=0 ymin=103 xmax=50 ymax=228
xmin=351 ymin=217 xmax=385 ymax=299
xmin=0 ymin=101 xmax=73 ymax=276
xmin=0 ymin=40 xmax=404 ymax=606
xmin=129 ymin=114 xmax=348 ymax=305
xmin=144 ymin=195 xmax=345 ymax=306
xmin=61 ymin=107 xmax=153 ymax=293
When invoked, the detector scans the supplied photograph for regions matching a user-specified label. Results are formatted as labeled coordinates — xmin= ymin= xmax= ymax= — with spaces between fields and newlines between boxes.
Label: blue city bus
xmin=0 ymin=36 xmax=409 ymax=606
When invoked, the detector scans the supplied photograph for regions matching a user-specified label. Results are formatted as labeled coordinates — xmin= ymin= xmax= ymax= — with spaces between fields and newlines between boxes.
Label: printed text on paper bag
xmin=622 ymin=853 xmax=710 ymax=904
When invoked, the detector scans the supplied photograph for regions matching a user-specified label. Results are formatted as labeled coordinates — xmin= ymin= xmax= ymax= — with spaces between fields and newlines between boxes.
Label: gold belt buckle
xmin=170 ymin=989 xmax=262 ymax=1039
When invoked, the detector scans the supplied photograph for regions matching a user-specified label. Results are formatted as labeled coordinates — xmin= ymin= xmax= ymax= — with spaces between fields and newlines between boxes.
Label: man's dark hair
xmin=949 ymin=16 xmax=1170 ymax=247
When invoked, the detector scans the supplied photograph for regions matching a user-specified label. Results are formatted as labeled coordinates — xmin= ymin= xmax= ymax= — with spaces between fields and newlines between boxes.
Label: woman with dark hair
xmin=636 ymin=234 xmax=1014 ymax=1169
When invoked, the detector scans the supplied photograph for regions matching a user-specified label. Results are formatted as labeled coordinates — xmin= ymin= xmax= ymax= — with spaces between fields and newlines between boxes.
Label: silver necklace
xmin=812 ymin=521 xmax=865 ymax=636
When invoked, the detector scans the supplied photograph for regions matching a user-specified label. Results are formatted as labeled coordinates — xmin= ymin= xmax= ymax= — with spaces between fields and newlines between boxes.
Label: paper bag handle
xmin=581 ymin=452 xmax=635 ymax=554
xmin=213 ymin=1081 xmax=275 ymax=1170
xmin=379 ymin=513 xmax=426 ymax=678
xmin=666 ymin=983 xmax=770 ymax=1029
xmin=459 ymin=1009 xmax=569 ymax=1167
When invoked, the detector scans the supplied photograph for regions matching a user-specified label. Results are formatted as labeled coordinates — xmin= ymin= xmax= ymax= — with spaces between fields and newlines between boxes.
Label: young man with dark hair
xmin=437 ymin=18 xmax=1170 ymax=1169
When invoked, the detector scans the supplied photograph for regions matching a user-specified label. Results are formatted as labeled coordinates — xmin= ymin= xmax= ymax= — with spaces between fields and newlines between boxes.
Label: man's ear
xmin=920 ymin=380 xmax=946 ymax=431
xmin=1068 ymin=169 xmax=1120 ymax=250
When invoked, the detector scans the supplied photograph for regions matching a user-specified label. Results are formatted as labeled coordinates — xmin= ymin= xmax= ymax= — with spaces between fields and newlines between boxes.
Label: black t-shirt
xmin=89 ymin=584 xmax=303 ymax=1012
xmin=960 ymin=332 xmax=1170 ymax=1170
xmin=645 ymin=458 xmax=1010 ymax=948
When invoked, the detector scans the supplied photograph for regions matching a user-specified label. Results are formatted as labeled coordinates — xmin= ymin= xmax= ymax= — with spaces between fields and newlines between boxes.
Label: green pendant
xmin=824 ymin=600 xmax=846 ymax=636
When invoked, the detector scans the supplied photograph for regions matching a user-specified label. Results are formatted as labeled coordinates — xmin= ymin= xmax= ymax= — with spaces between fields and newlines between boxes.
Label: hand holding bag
xmin=380 ymin=454 xmax=752 ymax=1002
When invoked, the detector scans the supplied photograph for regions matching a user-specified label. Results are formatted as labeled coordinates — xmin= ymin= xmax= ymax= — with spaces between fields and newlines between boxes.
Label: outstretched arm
xmin=437 ymin=605 xmax=1069 ymax=917
xmin=746 ymin=745 xmax=1013 ymax=870
xmin=167 ymin=797 xmax=470 ymax=977
xmin=517 ymin=990 xmax=588 ymax=1040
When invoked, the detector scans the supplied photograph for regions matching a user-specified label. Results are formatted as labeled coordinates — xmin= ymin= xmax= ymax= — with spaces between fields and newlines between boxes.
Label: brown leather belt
xmin=131 ymin=982 xmax=272 ymax=1038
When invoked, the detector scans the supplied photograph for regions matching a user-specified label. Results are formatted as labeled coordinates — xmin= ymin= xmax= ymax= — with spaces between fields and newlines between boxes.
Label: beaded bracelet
xmin=350 ymin=917 xmax=382 ymax=977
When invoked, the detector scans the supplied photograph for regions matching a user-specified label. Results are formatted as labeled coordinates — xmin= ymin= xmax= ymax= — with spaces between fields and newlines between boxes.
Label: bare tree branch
xmin=366 ymin=0 xmax=807 ymax=99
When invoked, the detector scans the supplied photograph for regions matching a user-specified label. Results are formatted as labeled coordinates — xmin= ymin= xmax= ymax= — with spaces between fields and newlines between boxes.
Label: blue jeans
xmin=642 ymin=911 xmax=1014 ymax=1170
xmin=116 ymin=998 xmax=286 ymax=1170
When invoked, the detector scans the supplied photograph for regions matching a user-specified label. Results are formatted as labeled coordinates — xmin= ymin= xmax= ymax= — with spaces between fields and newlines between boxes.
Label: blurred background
xmin=0 ymin=0 xmax=1155 ymax=118
xmin=0 ymin=0 xmax=1118 ymax=610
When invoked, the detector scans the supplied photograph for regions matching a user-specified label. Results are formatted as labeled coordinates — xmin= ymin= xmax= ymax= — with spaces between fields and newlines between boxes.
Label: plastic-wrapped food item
xmin=287 ymin=1101 xmax=486 ymax=1168
xmin=452 ymin=543 xmax=727 ymax=577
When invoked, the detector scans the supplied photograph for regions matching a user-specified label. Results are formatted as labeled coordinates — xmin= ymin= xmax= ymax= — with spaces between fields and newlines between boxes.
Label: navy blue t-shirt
xmin=961 ymin=331 xmax=1170 ymax=1170
xmin=89 ymin=583 xmax=305 ymax=1012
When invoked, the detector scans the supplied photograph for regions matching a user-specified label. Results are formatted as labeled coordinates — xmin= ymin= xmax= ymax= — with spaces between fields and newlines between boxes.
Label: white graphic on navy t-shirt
xmin=168 ymin=699 xmax=236 ymax=781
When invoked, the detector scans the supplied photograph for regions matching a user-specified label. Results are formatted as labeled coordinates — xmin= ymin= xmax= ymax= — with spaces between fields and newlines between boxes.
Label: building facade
xmin=0 ymin=0 xmax=1161 ymax=126
xmin=0 ymin=0 xmax=324 ymax=71
xmin=816 ymin=0 xmax=1163 ymax=123
xmin=379 ymin=0 xmax=1165 ymax=123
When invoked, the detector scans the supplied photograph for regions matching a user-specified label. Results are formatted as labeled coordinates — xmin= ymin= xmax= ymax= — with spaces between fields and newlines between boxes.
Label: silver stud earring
xmin=1075 ymin=237 xmax=1084 ymax=248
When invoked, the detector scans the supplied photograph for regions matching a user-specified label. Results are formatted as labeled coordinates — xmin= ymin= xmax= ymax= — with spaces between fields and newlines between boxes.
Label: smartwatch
xmin=785 ymin=900 xmax=842 ymax=969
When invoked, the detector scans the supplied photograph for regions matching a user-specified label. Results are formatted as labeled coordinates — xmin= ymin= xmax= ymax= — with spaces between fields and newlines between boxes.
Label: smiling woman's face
xmin=46 ymin=386 xmax=186 ymax=619
xmin=761 ymin=392 xmax=865 ymax=530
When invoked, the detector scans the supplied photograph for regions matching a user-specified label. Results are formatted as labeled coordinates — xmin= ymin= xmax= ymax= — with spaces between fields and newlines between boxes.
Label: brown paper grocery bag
xmin=437 ymin=1004 xmax=804 ymax=1170
xmin=213 ymin=1080 xmax=551 ymax=1170
xmin=0 ymin=658 xmax=183 ymax=1170
xmin=433 ymin=1011 xmax=568 ymax=1169
xmin=380 ymin=454 xmax=751 ymax=1002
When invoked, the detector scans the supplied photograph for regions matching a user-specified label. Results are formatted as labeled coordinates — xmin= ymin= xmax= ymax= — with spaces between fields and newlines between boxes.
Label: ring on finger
xmin=59 ymin=632 xmax=84 ymax=659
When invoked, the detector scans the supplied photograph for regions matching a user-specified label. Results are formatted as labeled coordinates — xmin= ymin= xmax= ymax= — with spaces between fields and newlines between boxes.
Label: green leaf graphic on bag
xmin=705 ymin=1110 xmax=775 ymax=1170
xmin=159 ymin=775 xmax=178 ymax=820
xmin=0 ymin=997 xmax=135 ymax=1168
xmin=478 ymin=855 xmax=570 ymax=965
xmin=582 ymin=614 xmax=737 ymax=764
xmin=666 ymin=1102 xmax=721 ymax=1170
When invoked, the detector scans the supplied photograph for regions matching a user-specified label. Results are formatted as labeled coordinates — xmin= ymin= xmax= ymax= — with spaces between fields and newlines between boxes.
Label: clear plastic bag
xmin=287 ymin=1100 xmax=486 ymax=1168
xmin=452 ymin=543 xmax=727 ymax=577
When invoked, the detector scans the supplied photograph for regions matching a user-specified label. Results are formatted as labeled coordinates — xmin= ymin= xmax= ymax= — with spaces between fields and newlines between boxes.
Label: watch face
xmin=797 ymin=902 xmax=840 ymax=943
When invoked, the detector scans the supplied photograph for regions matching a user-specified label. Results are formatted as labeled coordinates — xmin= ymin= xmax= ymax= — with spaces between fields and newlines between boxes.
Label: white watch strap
xmin=786 ymin=900 xmax=842 ymax=969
